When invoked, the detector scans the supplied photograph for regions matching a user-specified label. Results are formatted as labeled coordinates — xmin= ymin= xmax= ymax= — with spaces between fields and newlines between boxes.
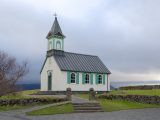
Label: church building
xmin=40 ymin=16 xmax=111 ymax=94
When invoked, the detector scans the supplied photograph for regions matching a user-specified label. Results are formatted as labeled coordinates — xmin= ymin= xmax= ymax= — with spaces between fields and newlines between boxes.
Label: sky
xmin=0 ymin=0 xmax=160 ymax=88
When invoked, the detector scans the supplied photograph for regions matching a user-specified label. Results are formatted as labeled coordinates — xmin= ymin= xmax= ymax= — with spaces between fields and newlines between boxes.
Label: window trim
xmin=56 ymin=41 xmax=61 ymax=50
xmin=49 ymin=41 xmax=52 ymax=50
xmin=98 ymin=74 xmax=103 ymax=85
xmin=85 ymin=73 xmax=90 ymax=84
xmin=70 ymin=72 xmax=76 ymax=84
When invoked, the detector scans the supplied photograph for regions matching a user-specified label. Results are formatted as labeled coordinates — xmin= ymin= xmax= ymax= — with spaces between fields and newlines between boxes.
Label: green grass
xmin=98 ymin=99 xmax=160 ymax=112
xmin=20 ymin=89 xmax=40 ymax=95
xmin=26 ymin=103 xmax=74 ymax=115
xmin=76 ymin=94 xmax=160 ymax=112
xmin=75 ymin=94 xmax=101 ymax=99
xmin=109 ymin=89 xmax=160 ymax=96
xmin=0 ymin=89 xmax=58 ymax=99
xmin=0 ymin=95 xmax=58 ymax=99
xmin=0 ymin=102 xmax=58 ymax=111
xmin=75 ymin=94 xmax=89 ymax=99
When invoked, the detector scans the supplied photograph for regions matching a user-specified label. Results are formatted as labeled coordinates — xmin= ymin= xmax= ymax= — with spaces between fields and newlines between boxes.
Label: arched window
xmin=50 ymin=41 xmax=52 ymax=50
xmin=57 ymin=41 xmax=61 ymax=50
xmin=71 ymin=73 xmax=75 ymax=83
xmin=98 ymin=75 xmax=102 ymax=84
xmin=85 ymin=74 xmax=89 ymax=84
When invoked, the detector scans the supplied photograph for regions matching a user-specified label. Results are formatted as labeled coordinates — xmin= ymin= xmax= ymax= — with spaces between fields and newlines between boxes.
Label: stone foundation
xmin=30 ymin=91 xmax=110 ymax=95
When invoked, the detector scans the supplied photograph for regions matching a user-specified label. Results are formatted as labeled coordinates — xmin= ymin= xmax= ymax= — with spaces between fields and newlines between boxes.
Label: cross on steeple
xmin=53 ymin=12 xmax=57 ymax=18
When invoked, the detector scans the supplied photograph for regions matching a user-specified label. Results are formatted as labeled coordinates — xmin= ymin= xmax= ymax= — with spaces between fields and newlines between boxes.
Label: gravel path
xmin=0 ymin=95 xmax=160 ymax=120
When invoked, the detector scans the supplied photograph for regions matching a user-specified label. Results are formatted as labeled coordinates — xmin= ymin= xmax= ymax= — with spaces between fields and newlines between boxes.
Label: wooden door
xmin=49 ymin=76 xmax=51 ymax=90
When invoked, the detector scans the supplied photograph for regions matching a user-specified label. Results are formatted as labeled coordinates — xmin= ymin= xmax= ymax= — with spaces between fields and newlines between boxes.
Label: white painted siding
xmin=59 ymin=71 xmax=110 ymax=91
xmin=41 ymin=56 xmax=61 ymax=91
xmin=107 ymin=74 xmax=110 ymax=91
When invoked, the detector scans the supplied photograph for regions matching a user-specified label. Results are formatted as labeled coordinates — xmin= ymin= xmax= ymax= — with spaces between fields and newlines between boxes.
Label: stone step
xmin=74 ymin=107 xmax=103 ymax=110
xmin=72 ymin=102 xmax=104 ymax=113
xmin=73 ymin=104 xmax=101 ymax=107
xmin=72 ymin=102 xmax=99 ymax=105
xmin=74 ymin=110 xmax=104 ymax=113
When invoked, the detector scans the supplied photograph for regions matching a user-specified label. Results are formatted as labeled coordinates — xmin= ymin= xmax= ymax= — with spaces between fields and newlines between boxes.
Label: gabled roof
xmin=53 ymin=52 xmax=111 ymax=74
xmin=46 ymin=17 xmax=65 ymax=38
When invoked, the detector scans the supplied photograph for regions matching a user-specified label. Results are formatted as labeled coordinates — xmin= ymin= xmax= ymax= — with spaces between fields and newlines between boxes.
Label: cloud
xmin=0 ymin=0 xmax=160 ymax=84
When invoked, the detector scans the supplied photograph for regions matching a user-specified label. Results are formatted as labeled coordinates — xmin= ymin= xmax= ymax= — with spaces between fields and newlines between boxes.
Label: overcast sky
xmin=0 ymin=0 xmax=160 ymax=88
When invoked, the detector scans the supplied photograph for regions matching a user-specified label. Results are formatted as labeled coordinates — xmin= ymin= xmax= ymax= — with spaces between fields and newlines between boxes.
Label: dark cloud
xmin=0 ymin=0 xmax=160 ymax=84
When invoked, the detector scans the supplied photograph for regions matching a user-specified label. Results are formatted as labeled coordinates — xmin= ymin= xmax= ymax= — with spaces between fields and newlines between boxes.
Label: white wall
xmin=59 ymin=71 xmax=110 ymax=91
xmin=41 ymin=56 xmax=61 ymax=91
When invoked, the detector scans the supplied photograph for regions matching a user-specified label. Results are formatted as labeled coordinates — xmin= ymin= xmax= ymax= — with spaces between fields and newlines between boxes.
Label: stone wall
xmin=96 ymin=94 xmax=160 ymax=104
xmin=0 ymin=98 xmax=67 ymax=106
xmin=153 ymin=85 xmax=160 ymax=89
xmin=119 ymin=85 xmax=160 ymax=90
xmin=119 ymin=85 xmax=153 ymax=90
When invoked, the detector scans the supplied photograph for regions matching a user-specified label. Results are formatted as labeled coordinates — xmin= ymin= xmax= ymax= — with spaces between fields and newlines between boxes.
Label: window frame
xmin=98 ymin=74 xmax=103 ymax=85
xmin=70 ymin=73 xmax=76 ymax=84
xmin=56 ymin=41 xmax=61 ymax=50
xmin=85 ymin=74 xmax=90 ymax=84
xmin=49 ymin=41 xmax=52 ymax=50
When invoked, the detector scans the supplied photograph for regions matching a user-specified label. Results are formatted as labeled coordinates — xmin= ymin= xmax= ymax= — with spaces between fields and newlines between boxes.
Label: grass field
xmin=98 ymin=99 xmax=160 ymax=112
xmin=75 ymin=94 xmax=101 ymax=99
xmin=26 ymin=103 xmax=74 ymax=115
xmin=76 ymin=94 xmax=160 ymax=112
xmin=109 ymin=89 xmax=160 ymax=96
xmin=0 ymin=102 xmax=59 ymax=111
xmin=0 ymin=89 xmax=41 ymax=99
xmin=0 ymin=89 xmax=58 ymax=99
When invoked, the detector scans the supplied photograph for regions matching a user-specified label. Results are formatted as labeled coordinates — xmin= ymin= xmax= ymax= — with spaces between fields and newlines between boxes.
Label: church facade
xmin=40 ymin=16 xmax=111 ymax=94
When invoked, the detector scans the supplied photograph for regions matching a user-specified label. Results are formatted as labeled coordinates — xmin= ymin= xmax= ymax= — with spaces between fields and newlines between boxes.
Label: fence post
xmin=89 ymin=88 xmax=95 ymax=100
xmin=66 ymin=87 xmax=71 ymax=101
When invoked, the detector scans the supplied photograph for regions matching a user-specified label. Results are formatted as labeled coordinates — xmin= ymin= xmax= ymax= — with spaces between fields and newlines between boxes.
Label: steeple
xmin=46 ymin=15 xmax=65 ymax=52
xmin=46 ymin=16 xmax=65 ymax=39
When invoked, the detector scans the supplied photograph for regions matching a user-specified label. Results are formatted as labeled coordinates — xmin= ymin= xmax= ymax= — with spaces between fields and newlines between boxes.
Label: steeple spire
xmin=46 ymin=14 xmax=65 ymax=39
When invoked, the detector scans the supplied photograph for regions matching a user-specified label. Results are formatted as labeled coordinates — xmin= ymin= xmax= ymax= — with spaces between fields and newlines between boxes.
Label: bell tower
xmin=46 ymin=14 xmax=65 ymax=53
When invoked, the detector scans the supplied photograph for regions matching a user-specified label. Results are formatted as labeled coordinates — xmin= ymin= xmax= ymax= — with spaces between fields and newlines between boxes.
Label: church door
xmin=48 ymin=76 xmax=51 ymax=90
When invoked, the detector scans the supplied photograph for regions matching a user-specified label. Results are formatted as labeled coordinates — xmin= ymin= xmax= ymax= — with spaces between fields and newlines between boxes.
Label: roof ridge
xmin=64 ymin=51 xmax=98 ymax=57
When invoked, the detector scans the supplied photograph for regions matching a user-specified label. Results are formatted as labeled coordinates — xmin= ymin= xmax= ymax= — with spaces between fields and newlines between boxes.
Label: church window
xmin=85 ymin=74 xmax=89 ymax=84
xmin=98 ymin=75 xmax=102 ymax=84
xmin=57 ymin=41 xmax=61 ymax=50
xmin=71 ymin=73 xmax=75 ymax=83
xmin=50 ymin=41 xmax=52 ymax=50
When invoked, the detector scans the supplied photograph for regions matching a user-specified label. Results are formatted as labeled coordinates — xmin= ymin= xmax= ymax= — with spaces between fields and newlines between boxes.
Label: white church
xmin=40 ymin=16 xmax=111 ymax=94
